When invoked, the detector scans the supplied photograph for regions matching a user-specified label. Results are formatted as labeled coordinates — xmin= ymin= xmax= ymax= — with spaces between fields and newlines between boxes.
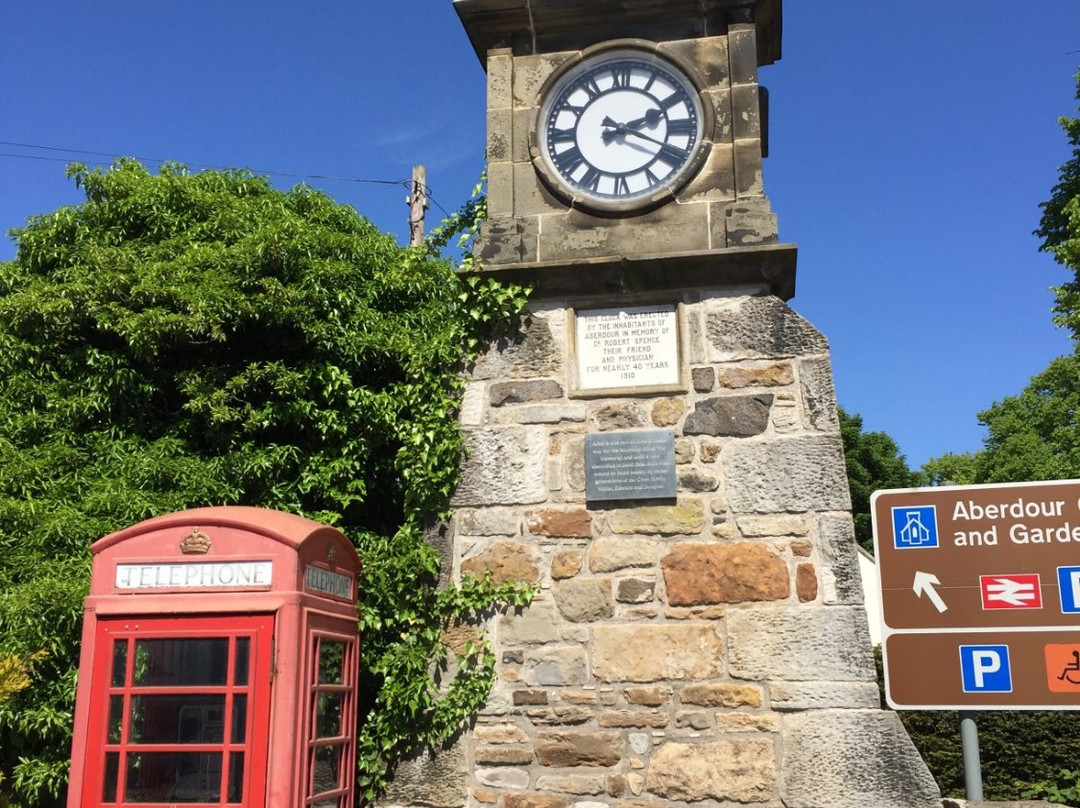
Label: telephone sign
xmin=872 ymin=479 xmax=1080 ymax=710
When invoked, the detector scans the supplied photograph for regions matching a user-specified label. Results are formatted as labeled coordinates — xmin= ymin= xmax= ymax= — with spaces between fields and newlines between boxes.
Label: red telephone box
xmin=67 ymin=507 xmax=361 ymax=808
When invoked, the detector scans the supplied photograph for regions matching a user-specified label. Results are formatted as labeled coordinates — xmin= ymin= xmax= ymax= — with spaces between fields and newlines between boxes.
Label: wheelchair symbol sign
xmin=1045 ymin=644 xmax=1080 ymax=693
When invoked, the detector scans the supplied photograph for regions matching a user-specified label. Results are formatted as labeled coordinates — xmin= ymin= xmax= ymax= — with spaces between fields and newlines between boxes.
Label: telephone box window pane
xmin=133 ymin=639 xmax=228 ymax=687
xmin=231 ymin=694 xmax=247 ymax=744
xmin=227 ymin=752 xmax=244 ymax=803
xmin=312 ymin=800 xmax=338 ymax=808
xmin=107 ymin=696 xmax=124 ymax=743
xmin=103 ymin=752 xmax=119 ymax=802
xmin=128 ymin=695 xmax=225 ymax=744
xmin=111 ymin=641 xmax=128 ymax=687
xmin=233 ymin=638 xmax=250 ymax=686
xmin=318 ymin=641 xmax=345 ymax=684
xmin=315 ymin=693 xmax=342 ymax=738
xmin=311 ymin=744 xmax=341 ymax=794
xmin=125 ymin=752 xmax=222 ymax=803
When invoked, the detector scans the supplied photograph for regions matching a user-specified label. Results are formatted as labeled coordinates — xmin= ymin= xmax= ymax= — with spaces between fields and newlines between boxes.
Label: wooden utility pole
xmin=407 ymin=164 xmax=428 ymax=246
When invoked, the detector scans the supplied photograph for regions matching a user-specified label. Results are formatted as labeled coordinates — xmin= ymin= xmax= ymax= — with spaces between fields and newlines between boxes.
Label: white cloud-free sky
xmin=2 ymin=1 xmax=1078 ymax=467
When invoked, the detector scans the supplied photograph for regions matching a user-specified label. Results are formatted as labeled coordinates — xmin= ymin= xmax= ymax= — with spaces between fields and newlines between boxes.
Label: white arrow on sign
xmin=984 ymin=577 xmax=1037 ymax=607
xmin=913 ymin=571 xmax=948 ymax=613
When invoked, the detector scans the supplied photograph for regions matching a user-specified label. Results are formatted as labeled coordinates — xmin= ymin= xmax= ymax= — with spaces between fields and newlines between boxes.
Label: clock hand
xmin=620 ymin=127 xmax=688 ymax=155
xmin=601 ymin=109 xmax=664 ymax=143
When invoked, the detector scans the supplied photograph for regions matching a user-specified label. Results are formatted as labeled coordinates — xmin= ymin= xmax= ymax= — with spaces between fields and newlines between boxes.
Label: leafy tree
xmin=837 ymin=407 xmax=923 ymax=552
xmin=0 ymin=160 xmax=530 ymax=806
xmin=1038 ymin=72 xmax=1080 ymax=342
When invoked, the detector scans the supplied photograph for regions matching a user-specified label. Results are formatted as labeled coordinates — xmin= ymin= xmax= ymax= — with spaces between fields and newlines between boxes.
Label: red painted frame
xmin=81 ymin=615 xmax=274 ymax=808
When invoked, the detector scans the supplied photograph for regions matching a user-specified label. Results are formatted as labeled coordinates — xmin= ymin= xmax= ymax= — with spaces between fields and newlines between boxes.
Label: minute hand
xmin=622 ymin=128 xmax=688 ymax=156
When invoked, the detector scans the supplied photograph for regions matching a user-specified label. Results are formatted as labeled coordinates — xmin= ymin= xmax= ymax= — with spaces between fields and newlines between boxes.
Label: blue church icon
xmin=891 ymin=505 xmax=939 ymax=549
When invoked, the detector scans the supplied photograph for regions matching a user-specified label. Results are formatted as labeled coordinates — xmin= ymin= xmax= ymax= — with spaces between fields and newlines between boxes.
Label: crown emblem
xmin=327 ymin=544 xmax=337 ymax=565
xmin=180 ymin=529 xmax=212 ymax=555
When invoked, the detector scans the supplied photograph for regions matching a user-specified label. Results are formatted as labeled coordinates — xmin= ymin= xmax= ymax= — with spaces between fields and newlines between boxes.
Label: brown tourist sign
xmin=871 ymin=480 xmax=1080 ymax=709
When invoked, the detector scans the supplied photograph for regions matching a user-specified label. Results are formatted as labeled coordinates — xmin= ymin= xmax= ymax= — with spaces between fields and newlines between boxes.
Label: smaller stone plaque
xmin=585 ymin=430 xmax=676 ymax=502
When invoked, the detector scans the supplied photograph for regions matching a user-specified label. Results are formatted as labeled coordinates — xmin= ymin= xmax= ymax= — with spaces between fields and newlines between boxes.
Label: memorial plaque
xmin=585 ymin=430 xmax=676 ymax=502
xmin=575 ymin=304 xmax=680 ymax=391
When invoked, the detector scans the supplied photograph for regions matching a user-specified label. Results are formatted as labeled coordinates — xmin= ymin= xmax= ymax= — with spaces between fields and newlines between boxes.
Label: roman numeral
xmin=549 ymin=127 xmax=576 ymax=145
xmin=578 ymin=76 xmax=602 ymax=99
xmin=554 ymin=146 xmax=585 ymax=174
xmin=611 ymin=65 xmax=632 ymax=88
xmin=580 ymin=165 xmax=602 ymax=192
xmin=659 ymin=92 xmax=686 ymax=111
xmin=654 ymin=142 xmax=688 ymax=167
xmin=667 ymin=118 xmax=696 ymax=136
xmin=614 ymin=175 xmax=631 ymax=196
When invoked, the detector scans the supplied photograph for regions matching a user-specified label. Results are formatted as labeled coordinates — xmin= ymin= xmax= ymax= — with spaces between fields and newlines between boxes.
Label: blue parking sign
xmin=959 ymin=645 xmax=1012 ymax=693
xmin=891 ymin=505 xmax=939 ymax=549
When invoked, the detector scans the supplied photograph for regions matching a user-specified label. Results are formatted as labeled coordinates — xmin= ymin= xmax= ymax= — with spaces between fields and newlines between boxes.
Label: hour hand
xmin=601 ymin=109 xmax=662 ymax=143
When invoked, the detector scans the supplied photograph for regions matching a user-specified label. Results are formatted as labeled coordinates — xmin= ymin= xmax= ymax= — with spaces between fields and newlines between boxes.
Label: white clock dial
xmin=538 ymin=49 xmax=705 ymax=209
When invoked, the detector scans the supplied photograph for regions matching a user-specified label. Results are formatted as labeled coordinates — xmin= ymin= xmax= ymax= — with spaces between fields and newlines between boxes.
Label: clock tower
xmin=377 ymin=3 xmax=944 ymax=808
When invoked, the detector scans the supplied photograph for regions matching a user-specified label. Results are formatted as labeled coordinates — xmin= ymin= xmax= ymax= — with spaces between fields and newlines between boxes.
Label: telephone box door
xmin=80 ymin=615 xmax=274 ymax=808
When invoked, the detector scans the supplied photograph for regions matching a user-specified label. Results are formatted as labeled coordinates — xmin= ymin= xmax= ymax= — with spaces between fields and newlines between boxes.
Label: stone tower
xmin=383 ymin=2 xmax=943 ymax=807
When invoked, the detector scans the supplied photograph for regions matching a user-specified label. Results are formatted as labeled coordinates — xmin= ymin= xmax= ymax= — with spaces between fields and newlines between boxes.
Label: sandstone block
xmin=683 ymin=394 xmax=773 ymax=437
xmin=597 ymin=710 xmax=669 ymax=728
xmin=589 ymin=537 xmax=656 ymax=572
xmin=499 ymin=403 xmax=587 ymax=424
xmin=677 ymin=467 xmax=719 ymax=492
xmin=624 ymin=687 xmax=670 ymax=706
xmin=489 ymin=379 xmax=564 ymax=406
xmin=475 ymin=768 xmax=531 ymax=790
xmin=475 ymin=746 xmax=534 ymax=765
xmin=470 ymin=313 xmax=562 ymax=380
xmin=616 ymin=577 xmax=656 ymax=604
xmin=593 ymin=402 xmax=649 ymax=430
xmin=645 ymin=739 xmax=775 ymax=802
xmin=500 ymin=600 xmax=560 ymax=645
xmin=717 ymin=713 xmax=779 ymax=732
xmin=796 ymin=563 xmax=818 ymax=602
xmin=535 ymin=775 xmax=606 ymax=795
xmin=454 ymin=427 xmax=548 ymax=506
xmin=723 ymin=436 xmax=850 ymax=513
xmin=736 ymin=514 xmax=810 ymax=537
xmin=799 ymin=356 xmax=839 ymax=430
xmin=524 ymin=646 xmax=589 ymax=686
xmin=608 ymin=501 xmax=705 ymax=536
xmin=818 ymin=514 xmax=864 ymax=605
xmin=526 ymin=507 xmax=592 ymax=537
xmin=551 ymin=549 xmax=584 ymax=579
xmin=457 ymin=507 xmax=520 ymax=537
xmin=726 ymin=606 xmax=874 ymax=681
xmin=461 ymin=541 xmax=541 ymax=584
xmin=691 ymin=366 xmax=715 ymax=392
xmin=535 ymin=731 xmax=624 ymax=767
xmin=525 ymin=705 xmax=593 ymax=726
xmin=681 ymin=682 xmax=762 ymax=708
xmin=674 ymin=437 xmax=695 ymax=464
xmin=662 ymin=542 xmax=790 ymax=605
xmin=781 ymin=710 xmax=940 ymax=808
xmin=769 ymin=681 xmax=882 ymax=711
xmin=593 ymin=624 xmax=724 ymax=682
xmin=717 ymin=361 xmax=795 ymax=388
xmin=651 ymin=398 xmax=685 ymax=427
xmin=554 ymin=578 xmax=614 ymax=623
xmin=503 ymin=795 xmax=569 ymax=808
xmin=475 ymin=724 xmax=530 ymax=744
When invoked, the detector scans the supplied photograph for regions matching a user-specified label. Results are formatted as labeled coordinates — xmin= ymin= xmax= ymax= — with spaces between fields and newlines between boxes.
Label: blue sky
xmin=2 ymin=1 xmax=1078 ymax=468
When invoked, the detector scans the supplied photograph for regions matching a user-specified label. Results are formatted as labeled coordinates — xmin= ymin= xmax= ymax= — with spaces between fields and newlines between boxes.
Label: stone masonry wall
xmin=420 ymin=290 xmax=942 ymax=808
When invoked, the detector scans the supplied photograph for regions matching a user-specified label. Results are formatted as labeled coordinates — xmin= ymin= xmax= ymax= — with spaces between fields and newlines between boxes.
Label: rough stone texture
xmin=554 ymin=578 xmax=614 ymax=622
xmin=551 ymin=549 xmax=584 ymax=579
xmin=523 ymin=646 xmax=589 ymax=686
xmin=589 ymin=537 xmax=656 ymax=572
xmin=650 ymin=398 xmax=685 ymax=427
xmin=475 ymin=746 xmax=535 ymax=765
xmin=535 ymin=732 xmax=623 ymax=767
xmin=737 ymin=514 xmax=810 ymax=537
xmin=781 ymin=710 xmax=941 ymax=808
xmin=691 ymin=366 xmax=715 ymax=392
xmin=662 ymin=542 xmax=790 ymax=605
xmin=526 ymin=508 xmax=592 ymax=537
xmin=499 ymin=600 xmax=561 ymax=645
xmin=593 ymin=625 xmax=724 ymax=682
xmin=503 ymin=794 xmax=568 ymax=808
xmin=490 ymin=379 xmax=565 ymax=406
xmin=616 ymin=578 xmax=656 ymax=604
xmin=534 ymin=775 xmax=606 ymax=795
xmin=607 ymin=501 xmax=705 ymax=536
xmin=724 ymin=436 xmax=851 ymax=513
xmin=593 ymin=402 xmax=650 ymax=430
xmin=475 ymin=768 xmax=531 ymax=790
xmin=457 ymin=507 xmax=520 ymax=537
xmin=727 ymin=607 xmax=875 ymax=681
xmin=799 ymin=356 xmax=840 ymax=430
xmin=470 ymin=313 xmax=562 ymax=380
xmin=680 ymin=682 xmax=762 ymax=708
xmin=461 ymin=541 xmax=541 ymax=584
xmin=645 ymin=740 xmax=776 ymax=802
xmin=819 ymin=514 xmax=864 ymax=605
xmin=716 ymin=361 xmax=794 ymax=388
xmin=769 ymin=681 xmax=883 ymax=711
xmin=706 ymin=296 xmax=829 ymax=360
xmin=677 ymin=467 xmax=719 ymax=493
xmin=381 ymin=737 xmax=468 ymax=807
xmin=624 ymin=687 xmax=670 ymax=706
xmin=474 ymin=724 xmax=530 ymax=744
xmin=454 ymin=427 xmax=548 ymax=506
xmin=683 ymin=394 xmax=773 ymax=437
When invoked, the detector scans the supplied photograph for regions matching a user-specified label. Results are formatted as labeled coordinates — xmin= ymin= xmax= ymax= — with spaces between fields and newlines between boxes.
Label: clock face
xmin=537 ymin=49 xmax=705 ymax=211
